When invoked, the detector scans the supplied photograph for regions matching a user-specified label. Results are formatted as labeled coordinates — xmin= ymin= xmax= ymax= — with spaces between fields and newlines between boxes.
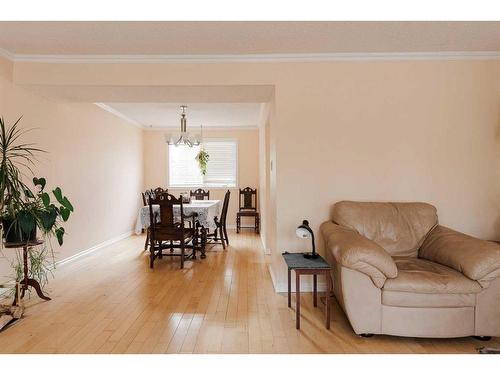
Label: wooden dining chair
xmin=148 ymin=192 xmax=199 ymax=269
xmin=190 ymin=188 xmax=210 ymax=200
xmin=206 ymin=190 xmax=230 ymax=249
xmin=236 ymin=187 xmax=260 ymax=234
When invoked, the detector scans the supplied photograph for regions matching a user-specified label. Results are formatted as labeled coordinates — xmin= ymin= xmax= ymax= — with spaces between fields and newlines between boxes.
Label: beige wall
xmin=0 ymin=56 xmax=143 ymax=281
xmin=10 ymin=58 xmax=500 ymax=291
xmin=271 ymin=61 xmax=500 ymax=288
xmin=142 ymin=128 xmax=259 ymax=226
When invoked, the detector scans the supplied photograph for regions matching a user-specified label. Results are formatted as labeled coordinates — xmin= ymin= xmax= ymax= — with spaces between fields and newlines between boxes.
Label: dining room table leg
xmin=144 ymin=229 xmax=149 ymax=251
xmin=200 ymin=227 xmax=207 ymax=259
xmin=192 ymin=233 xmax=197 ymax=260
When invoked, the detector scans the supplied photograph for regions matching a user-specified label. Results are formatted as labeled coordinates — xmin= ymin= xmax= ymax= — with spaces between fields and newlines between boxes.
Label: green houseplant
xmin=195 ymin=148 xmax=210 ymax=175
xmin=0 ymin=116 xmax=74 ymax=291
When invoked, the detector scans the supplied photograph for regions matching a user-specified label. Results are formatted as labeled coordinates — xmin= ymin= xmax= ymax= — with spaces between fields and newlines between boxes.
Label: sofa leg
xmin=359 ymin=334 xmax=374 ymax=338
xmin=472 ymin=336 xmax=492 ymax=341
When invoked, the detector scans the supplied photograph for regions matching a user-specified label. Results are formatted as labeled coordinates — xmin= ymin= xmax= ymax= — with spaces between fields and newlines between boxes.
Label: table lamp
xmin=296 ymin=220 xmax=318 ymax=259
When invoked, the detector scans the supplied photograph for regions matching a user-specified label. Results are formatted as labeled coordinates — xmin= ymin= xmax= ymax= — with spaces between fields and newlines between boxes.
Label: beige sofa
xmin=320 ymin=201 xmax=500 ymax=339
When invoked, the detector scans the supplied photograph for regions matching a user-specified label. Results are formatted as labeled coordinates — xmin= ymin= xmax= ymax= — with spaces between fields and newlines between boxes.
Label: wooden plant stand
xmin=5 ymin=240 xmax=51 ymax=305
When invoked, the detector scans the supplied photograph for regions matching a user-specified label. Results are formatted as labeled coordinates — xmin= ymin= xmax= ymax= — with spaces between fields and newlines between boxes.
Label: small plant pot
xmin=1 ymin=219 xmax=37 ymax=243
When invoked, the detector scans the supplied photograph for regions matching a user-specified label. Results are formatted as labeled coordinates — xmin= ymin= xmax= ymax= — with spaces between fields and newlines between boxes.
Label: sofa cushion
xmin=382 ymin=290 xmax=476 ymax=308
xmin=331 ymin=201 xmax=438 ymax=257
xmin=383 ymin=257 xmax=482 ymax=294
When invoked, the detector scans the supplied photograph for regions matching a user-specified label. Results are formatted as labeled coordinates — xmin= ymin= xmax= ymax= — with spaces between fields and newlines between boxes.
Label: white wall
xmin=0 ymin=56 xmax=143 ymax=282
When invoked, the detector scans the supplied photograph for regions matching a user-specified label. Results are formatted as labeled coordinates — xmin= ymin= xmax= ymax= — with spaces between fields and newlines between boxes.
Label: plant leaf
xmin=40 ymin=208 xmax=57 ymax=230
xmin=60 ymin=206 xmax=70 ymax=221
xmin=33 ymin=177 xmax=46 ymax=190
xmin=61 ymin=197 xmax=73 ymax=212
xmin=55 ymin=227 xmax=65 ymax=246
xmin=17 ymin=210 xmax=35 ymax=235
xmin=41 ymin=192 xmax=50 ymax=207
xmin=52 ymin=187 xmax=63 ymax=204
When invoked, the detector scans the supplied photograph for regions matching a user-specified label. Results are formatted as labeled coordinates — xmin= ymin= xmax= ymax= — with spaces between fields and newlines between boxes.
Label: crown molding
xmin=94 ymin=103 xmax=144 ymax=128
xmin=1 ymin=50 xmax=500 ymax=63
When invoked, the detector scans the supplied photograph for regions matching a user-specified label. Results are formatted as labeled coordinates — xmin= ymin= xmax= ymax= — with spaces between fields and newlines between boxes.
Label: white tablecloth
xmin=135 ymin=199 xmax=221 ymax=234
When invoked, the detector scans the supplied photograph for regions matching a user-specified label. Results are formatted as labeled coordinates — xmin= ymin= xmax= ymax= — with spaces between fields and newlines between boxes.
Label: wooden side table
xmin=5 ymin=240 xmax=51 ymax=305
xmin=282 ymin=252 xmax=332 ymax=330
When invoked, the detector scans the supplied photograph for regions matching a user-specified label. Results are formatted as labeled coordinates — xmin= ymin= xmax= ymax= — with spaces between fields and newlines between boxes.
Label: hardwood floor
xmin=0 ymin=230 xmax=498 ymax=354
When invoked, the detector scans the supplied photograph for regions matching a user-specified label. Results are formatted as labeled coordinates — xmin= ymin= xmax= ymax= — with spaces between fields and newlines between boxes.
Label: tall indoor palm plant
xmin=0 ymin=116 xmax=74 ymax=291
xmin=0 ymin=116 xmax=42 ymax=218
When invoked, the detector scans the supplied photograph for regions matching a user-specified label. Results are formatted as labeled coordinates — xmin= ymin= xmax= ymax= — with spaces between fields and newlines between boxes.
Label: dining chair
xmin=190 ymin=188 xmax=210 ymax=200
xmin=148 ymin=192 xmax=199 ymax=269
xmin=236 ymin=187 xmax=260 ymax=234
xmin=206 ymin=190 xmax=230 ymax=249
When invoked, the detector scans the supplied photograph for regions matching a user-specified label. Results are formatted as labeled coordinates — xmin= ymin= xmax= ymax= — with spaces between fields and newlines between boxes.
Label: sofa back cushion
xmin=332 ymin=201 xmax=438 ymax=257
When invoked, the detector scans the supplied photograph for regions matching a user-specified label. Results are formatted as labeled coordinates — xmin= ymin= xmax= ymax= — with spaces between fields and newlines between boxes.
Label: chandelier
xmin=166 ymin=105 xmax=201 ymax=147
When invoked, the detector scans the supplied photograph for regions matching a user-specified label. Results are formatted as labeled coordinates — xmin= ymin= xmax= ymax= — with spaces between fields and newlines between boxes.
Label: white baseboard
xmin=56 ymin=231 xmax=133 ymax=267
xmin=267 ymin=263 xmax=328 ymax=293
xmin=261 ymin=238 xmax=270 ymax=255
xmin=258 ymin=228 xmax=268 ymax=253
xmin=267 ymin=264 xmax=284 ymax=292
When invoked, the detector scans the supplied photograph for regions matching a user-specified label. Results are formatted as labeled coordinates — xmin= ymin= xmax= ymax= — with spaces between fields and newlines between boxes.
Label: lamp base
xmin=303 ymin=252 xmax=319 ymax=259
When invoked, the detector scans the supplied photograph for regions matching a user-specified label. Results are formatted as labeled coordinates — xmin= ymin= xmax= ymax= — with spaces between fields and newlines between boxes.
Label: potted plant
xmin=2 ymin=179 xmax=73 ymax=245
xmin=0 ymin=116 xmax=74 ymax=292
xmin=195 ymin=148 xmax=209 ymax=175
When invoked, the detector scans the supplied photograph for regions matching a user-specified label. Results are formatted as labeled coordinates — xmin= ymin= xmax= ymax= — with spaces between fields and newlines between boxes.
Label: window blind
xmin=169 ymin=145 xmax=203 ymax=187
xmin=203 ymin=140 xmax=237 ymax=187
xmin=168 ymin=139 xmax=237 ymax=187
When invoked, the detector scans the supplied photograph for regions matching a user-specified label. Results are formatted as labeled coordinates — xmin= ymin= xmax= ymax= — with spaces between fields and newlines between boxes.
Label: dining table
xmin=135 ymin=199 xmax=221 ymax=235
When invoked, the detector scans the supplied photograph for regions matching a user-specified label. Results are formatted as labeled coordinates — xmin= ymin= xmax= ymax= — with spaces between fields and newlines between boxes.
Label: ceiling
xmin=101 ymin=103 xmax=264 ymax=129
xmin=3 ymin=22 xmax=498 ymax=129
xmin=0 ymin=21 xmax=499 ymax=56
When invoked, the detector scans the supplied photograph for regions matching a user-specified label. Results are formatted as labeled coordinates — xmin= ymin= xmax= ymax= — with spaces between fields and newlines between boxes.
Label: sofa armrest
xmin=420 ymin=225 xmax=500 ymax=287
xmin=320 ymin=221 xmax=398 ymax=288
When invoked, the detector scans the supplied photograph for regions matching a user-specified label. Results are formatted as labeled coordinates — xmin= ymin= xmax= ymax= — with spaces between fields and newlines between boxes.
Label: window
xmin=168 ymin=139 xmax=238 ymax=188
